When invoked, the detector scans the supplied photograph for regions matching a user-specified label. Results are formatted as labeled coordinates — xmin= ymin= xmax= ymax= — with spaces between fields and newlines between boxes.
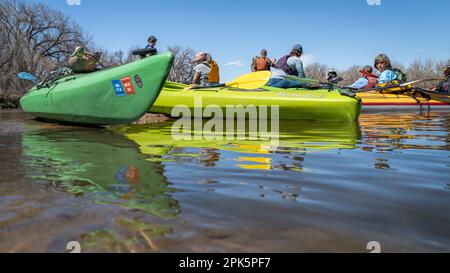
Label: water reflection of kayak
xmin=21 ymin=127 xmax=179 ymax=218
xmin=113 ymin=120 xmax=361 ymax=170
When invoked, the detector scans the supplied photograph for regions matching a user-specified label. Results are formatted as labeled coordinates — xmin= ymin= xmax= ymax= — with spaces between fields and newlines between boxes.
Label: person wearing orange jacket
xmin=251 ymin=49 xmax=275 ymax=72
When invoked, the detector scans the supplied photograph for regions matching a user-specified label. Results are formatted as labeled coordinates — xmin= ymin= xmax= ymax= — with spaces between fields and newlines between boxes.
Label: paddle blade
xmin=225 ymin=71 xmax=271 ymax=90
xmin=17 ymin=72 xmax=38 ymax=83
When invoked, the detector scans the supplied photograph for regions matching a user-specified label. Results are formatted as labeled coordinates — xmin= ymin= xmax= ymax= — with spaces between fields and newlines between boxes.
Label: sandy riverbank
xmin=0 ymin=108 xmax=171 ymax=125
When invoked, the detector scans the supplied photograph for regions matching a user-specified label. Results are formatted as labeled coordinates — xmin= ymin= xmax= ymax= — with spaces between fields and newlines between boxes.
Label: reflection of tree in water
xmin=199 ymin=148 xmax=220 ymax=167
xmin=360 ymin=112 xmax=450 ymax=152
xmin=374 ymin=158 xmax=396 ymax=170
xmin=20 ymin=128 xmax=180 ymax=219
xmin=443 ymin=113 xmax=450 ymax=150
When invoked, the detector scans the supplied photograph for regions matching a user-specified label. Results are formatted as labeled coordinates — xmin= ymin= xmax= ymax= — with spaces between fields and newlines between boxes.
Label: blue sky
xmin=34 ymin=0 xmax=449 ymax=81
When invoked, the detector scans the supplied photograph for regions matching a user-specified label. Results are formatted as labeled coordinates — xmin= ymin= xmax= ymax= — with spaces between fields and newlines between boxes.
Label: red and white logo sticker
xmin=120 ymin=76 xmax=135 ymax=95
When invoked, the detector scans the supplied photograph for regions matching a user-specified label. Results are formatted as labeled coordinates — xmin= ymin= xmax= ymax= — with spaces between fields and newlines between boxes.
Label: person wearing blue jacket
xmin=374 ymin=54 xmax=397 ymax=84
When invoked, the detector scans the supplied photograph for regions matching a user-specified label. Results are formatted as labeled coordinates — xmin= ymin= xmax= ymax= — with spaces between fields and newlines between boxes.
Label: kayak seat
xmin=132 ymin=48 xmax=158 ymax=58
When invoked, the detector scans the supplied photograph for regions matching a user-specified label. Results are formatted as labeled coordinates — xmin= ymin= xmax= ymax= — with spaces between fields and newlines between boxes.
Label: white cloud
xmin=67 ymin=0 xmax=81 ymax=5
xmin=224 ymin=60 xmax=245 ymax=67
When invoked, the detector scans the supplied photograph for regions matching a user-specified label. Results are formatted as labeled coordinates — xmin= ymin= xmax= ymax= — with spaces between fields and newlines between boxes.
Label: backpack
xmin=208 ymin=60 xmax=220 ymax=83
xmin=274 ymin=55 xmax=298 ymax=76
xmin=392 ymin=68 xmax=407 ymax=83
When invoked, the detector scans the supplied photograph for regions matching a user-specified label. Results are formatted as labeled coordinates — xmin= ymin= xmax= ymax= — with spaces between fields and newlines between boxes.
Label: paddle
xmin=410 ymin=86 xmax=450 ymax=102
xmin=351 ymin=78 xmax=447 ymax=93
xmin=187 ymin=71 xmax=271 ymax=90
xmin=17 ymin=72 xmax=39 ymax=84
xmin=282 ymin=75 xmax=350 ymax=90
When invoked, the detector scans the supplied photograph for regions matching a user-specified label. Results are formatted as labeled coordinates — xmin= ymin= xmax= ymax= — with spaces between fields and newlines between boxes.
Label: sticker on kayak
xmin=134 ymin=75 xmax=143 ymax=88
xmin=121 ymin=76 xmax=136 ymax=94
xmin=112 ymin=80 xmax=126 ymax=97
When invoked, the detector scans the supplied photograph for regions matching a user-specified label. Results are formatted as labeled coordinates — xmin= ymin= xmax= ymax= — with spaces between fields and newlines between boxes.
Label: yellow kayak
xmin=150 ymin=82 xmax=361 ymax=121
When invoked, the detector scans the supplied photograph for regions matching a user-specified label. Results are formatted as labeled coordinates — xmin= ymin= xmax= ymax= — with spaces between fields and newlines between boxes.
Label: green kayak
xmin=20 ymin=52 xmax=174 ymax=125
xmin=150 ymin=82 xmax=361 ymax=121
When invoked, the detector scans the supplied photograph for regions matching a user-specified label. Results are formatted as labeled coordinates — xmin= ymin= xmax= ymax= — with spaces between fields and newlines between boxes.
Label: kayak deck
xmin=150 ymin=82 xmax=361 ymax=121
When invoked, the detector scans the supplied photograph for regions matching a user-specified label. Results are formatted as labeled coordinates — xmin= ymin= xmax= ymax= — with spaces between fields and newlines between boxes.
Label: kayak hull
xmin=150 ymin=82 xmax=361 ymax=121
xmin=358 ymin=91 xmax=450 ymax=112
xmin=20 ymin=52 xmax=174 ymax=125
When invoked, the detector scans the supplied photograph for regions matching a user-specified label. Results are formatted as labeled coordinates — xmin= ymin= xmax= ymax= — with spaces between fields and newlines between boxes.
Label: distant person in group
xmin=431 ymin=60 xmax=450 ymax=94
xmin=68 ymin=46 xmax=101 ymax=73
xmin=374 ymin=54 xmax=397 ymax=84
xmin=206 ymin=53 xmax=220 ymax=84
xmin=145 ymin=35 xmax=158 ymax=55
xmin=267 ymin=44 xmax=308 ymax=88
xmin=251 ymin=49 xmax=275 ymax=72
xmin=191 ymin=52 xmax=211 ymax=87
xmin=325 ymin=68 xmax=343 ymax=84
xmin=348 ymin=65 xmax=378 ymax=90
xmin=326 ymin=68 xmax=337 ymax=82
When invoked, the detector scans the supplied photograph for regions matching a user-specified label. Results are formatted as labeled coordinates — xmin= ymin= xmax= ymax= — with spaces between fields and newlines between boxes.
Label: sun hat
xmin=194 ymin=52 xmax=206 ymax=62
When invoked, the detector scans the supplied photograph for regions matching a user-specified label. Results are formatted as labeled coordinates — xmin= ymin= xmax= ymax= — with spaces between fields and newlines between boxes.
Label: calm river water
xmin=0 ymin=109 xmax=449 ymax=252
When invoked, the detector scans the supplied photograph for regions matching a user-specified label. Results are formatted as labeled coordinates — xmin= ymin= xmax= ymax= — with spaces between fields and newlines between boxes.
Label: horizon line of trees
xmin=0 ymin=0 xmax=447 ymax=108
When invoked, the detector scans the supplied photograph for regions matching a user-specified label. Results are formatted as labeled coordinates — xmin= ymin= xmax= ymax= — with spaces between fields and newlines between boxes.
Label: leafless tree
xmin=94 ymin=47 xmax=134 ymax=68
xmin=167 ymin=46 xmax=195 ymax=83
xmin=304 ymin=62 xmax=328 ymax=81
xmin=406 ymin=59 xmax=444 ymax=88
xmin=0 ymin=0 xmax=89 ymax=103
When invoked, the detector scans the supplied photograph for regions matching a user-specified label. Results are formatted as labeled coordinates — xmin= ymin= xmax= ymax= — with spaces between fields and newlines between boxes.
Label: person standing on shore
xmin=145 ymin=35 xmax=158 ymax=55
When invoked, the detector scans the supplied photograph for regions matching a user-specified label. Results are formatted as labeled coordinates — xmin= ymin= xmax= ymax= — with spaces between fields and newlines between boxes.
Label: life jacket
xmin=255 ymin=57 xmax=270 ymax=71
xmin=364 ymin=76 xmax=378 ymax=89
xmin=274 ymin=55 xmax=298 ymax=76
xmin=208 ymin=60 xmax=220 ymax=83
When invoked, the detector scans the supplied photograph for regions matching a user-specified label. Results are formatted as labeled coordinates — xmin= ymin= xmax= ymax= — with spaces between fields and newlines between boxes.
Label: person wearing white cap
xmin=191 ymin=52 xmax=211 ymax=87
xmin=146 ymin=35 xmax=158 ymax=53
xmin=326 ymin=68 xmax=337 ymax=82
